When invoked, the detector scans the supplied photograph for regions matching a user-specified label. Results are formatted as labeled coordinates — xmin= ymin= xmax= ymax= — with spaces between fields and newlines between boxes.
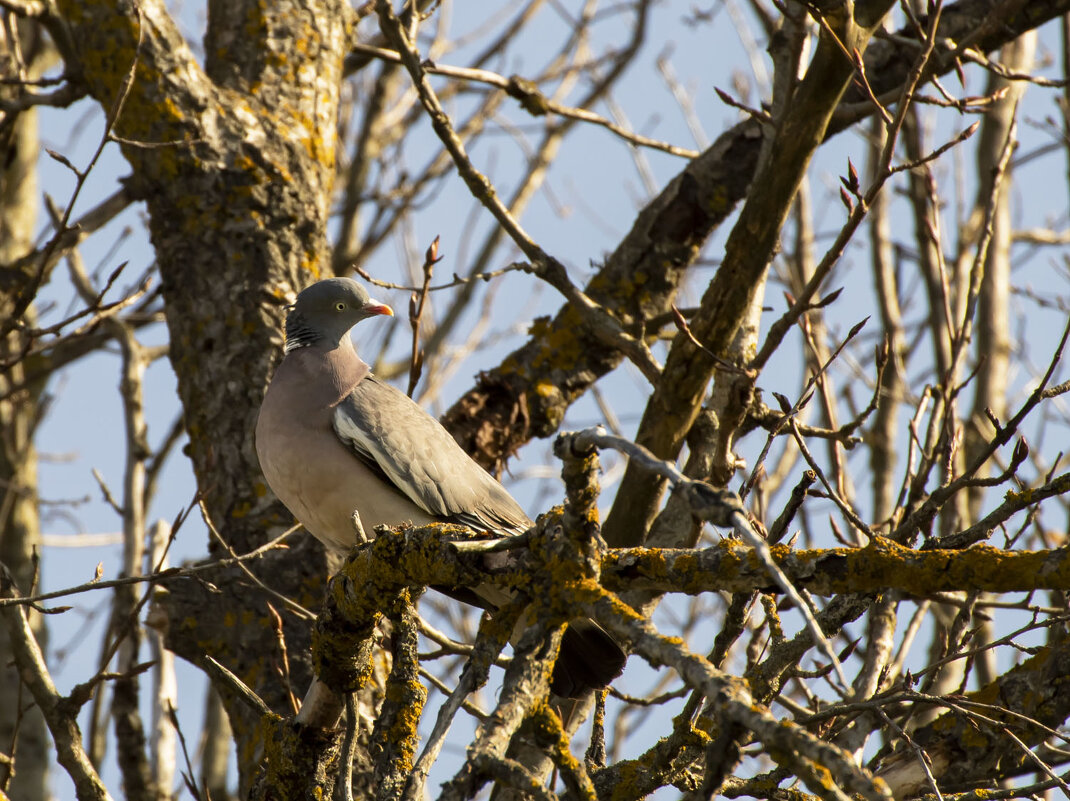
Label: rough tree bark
xmin=44 ymin=0 xmax=351 ymax=790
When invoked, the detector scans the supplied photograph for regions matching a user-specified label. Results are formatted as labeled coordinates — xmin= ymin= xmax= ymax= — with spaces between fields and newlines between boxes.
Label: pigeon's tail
xmin=449 ymin=583 xmax=627 ymax=697
xmin=551 ymin=618 xmax=627 ymax=698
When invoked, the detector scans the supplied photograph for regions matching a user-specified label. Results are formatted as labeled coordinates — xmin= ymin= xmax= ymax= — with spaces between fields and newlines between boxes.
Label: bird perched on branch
xmin=255 ymin=277 xmax=626 ymax=696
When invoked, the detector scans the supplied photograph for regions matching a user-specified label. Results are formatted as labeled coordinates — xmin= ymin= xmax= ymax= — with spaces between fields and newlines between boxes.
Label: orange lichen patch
xmin=760 ymin=594 xmax=783 ymax=641
xmin=160 ymin=96 xmax=186 ymax=123
xmin=323 ymin=526 xmax=482 ymax=632
xmin=528 ymin=704 xmax=590 ymax=793
xmin=57 ymin=2 xmax=138 ymax=98
xmin=256 ymin=710 xmax=338 ymax=798
xmin=534 ymin=380 xmax=557 ymax=399
xmin=528 ymin=309 xmax=586 ymax=372
xmin=848 ymin=539 xmax=1070 ymax=596
xmin=298 ymin=253 xmax=323 ymax=280
xmin=58 ymin=2 xmax=206 ymax=156
xmin=232 ymin=153 xmax=258 ymax=173
xmin=1005 ymin=487 xmax=1035 ymax=504
xmin=382 ymin=679 xmax=426 ymax=769
xmin=290 ymin=108 xmax=337 ymax=170
xmin=805 ymin=761 xmax=836 ymax=792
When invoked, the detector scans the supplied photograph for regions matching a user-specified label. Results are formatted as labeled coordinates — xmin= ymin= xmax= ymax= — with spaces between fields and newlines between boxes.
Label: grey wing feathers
xmin=332 ymin=375 xmax=530 ymax=535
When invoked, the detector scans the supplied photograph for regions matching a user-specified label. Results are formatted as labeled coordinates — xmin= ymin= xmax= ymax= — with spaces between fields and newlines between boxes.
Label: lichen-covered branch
xmin=309 ymin=518 xmax=896 ymax=800
xmin=603 ymin=538 xmax=1070 ymax=597
xmin=367 ymin=591 xmax=425 ymax=801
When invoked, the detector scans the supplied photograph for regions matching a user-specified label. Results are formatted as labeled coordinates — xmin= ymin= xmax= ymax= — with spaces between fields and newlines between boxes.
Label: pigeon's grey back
xmin=333 ymin=374 xmax=530 ymax=534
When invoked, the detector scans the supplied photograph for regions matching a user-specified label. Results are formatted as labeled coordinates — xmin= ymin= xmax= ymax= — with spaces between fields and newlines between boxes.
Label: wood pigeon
xmin=256 ymin=277 xmax=626 ymax=696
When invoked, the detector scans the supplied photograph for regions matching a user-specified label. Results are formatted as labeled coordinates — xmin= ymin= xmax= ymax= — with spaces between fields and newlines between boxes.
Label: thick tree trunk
xmin=51 ymin=0 xmax=349 ymax=787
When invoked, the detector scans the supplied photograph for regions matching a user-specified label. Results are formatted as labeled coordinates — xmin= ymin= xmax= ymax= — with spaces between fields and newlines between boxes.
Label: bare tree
xmin=4 ymin=1 xmax=1070 ymax=800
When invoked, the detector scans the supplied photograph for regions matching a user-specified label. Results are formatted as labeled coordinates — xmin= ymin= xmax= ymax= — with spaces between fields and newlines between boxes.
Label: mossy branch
xmin=368 ymin=590 xmax=426 ymax=801
xmin=603 ymin=538 xmax=1070 ymax=597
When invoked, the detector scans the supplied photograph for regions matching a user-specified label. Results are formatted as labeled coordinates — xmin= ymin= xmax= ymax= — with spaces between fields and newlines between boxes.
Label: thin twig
xmin=336 ymin=693 xmax=357 ymax=801
xmin=202 ymin=657 xmax=271 ymax=718
xmin=347 ymin=42 xmax=699 ymax=158
xmin=0 ymin=9 xmax=142 ymax=343
xmin=407 ymin=236 xmax=441 ymax=397
xmin=201 ymin=502 xmax=313 ymax=619
xmin=0 ymin=523 xmax=300 ymax=609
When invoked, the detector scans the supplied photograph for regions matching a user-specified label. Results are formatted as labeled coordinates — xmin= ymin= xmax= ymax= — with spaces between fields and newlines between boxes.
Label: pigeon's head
xmin=285 ymin=277 xmax=393 ymax=352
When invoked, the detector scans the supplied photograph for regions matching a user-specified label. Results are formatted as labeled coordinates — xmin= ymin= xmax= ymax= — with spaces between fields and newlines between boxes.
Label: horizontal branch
xmin=312 ymin=523 xmax=488 ymax=692
xmin=603 ymin=538 xmax=1070 ymax=597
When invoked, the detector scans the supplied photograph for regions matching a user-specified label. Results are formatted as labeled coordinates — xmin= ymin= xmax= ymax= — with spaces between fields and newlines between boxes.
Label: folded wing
xmin=332 ymin=374 xmax=530 ymax=535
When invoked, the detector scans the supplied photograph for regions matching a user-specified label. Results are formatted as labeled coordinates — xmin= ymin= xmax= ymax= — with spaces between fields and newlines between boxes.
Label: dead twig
xmin=407 ymin=236 xmax=442 ymax=397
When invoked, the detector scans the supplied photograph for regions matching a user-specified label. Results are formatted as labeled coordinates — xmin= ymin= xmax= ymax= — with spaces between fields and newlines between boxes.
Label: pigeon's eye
xmin=335 ymin=302 xmax=347 ymax=311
